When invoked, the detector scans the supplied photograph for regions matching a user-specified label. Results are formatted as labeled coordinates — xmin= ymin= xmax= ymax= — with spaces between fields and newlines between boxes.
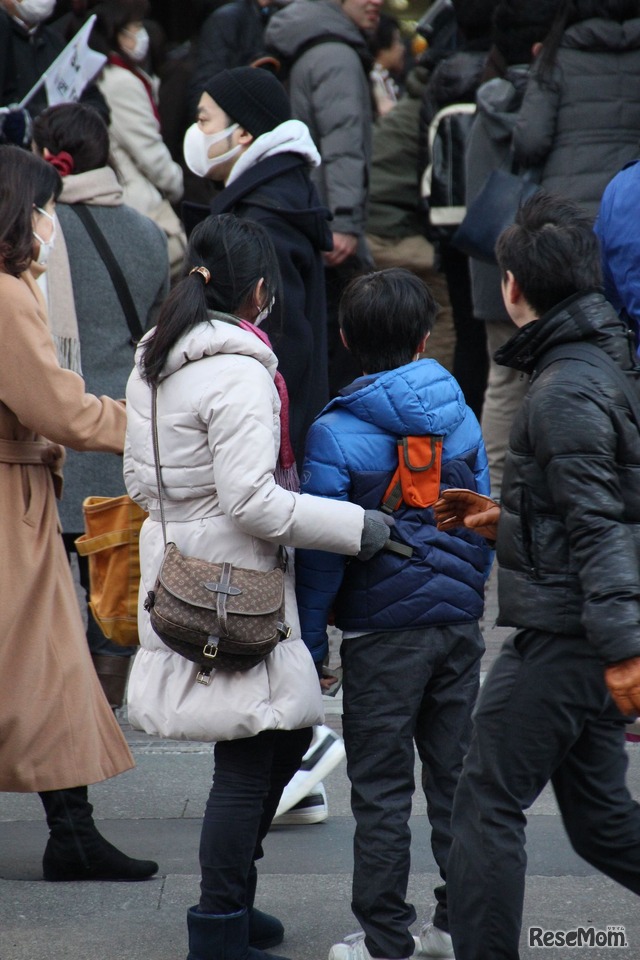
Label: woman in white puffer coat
xmin=123 ymin=214 xmax=391 ymax=960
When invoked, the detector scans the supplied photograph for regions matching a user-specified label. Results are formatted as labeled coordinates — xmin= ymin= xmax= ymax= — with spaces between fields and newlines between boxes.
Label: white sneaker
xmin=273 ymin=782 xmax=328 ymax=825
xmin=416 ymin=922 xmax=455 ymax=959
xmin=274 ymin=724 xmax=345 ymax=817
xmin=329 ymin=931 xmax=416 ymax=960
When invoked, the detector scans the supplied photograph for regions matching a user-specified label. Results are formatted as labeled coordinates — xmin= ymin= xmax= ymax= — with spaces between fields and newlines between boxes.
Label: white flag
xmin=42 ymin=16 xmax=107 ymax=107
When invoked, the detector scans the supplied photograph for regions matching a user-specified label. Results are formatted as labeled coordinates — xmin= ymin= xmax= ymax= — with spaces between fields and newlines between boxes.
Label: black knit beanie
xmin=203 ymin=67 xmax=292 ymax=139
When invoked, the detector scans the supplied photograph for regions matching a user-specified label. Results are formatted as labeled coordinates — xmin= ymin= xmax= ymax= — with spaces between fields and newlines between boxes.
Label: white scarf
xmin=227 ymin=119 xmax=321 ymax=186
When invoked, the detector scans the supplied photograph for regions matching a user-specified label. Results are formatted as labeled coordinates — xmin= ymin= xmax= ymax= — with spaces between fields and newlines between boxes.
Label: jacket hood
xmin=135 ymin=313 xmax=278 ymax=382
xmin=324 ymin=359 xmax=466 ymax=436
xmin=265 ymin=0 xmax=369 ymax=61
xmin=227 ymin=120 xmax=320 ymax=186
xmin=429 ymin=49 xmax=487 ymax=106
xmin=475 ymin=66 xmax=529 ymax=144
xmin=495 ymin=291 xmax=636 ymax=374
xmin=59 ymin=166 xmax=124 ymax=207
xmin=563 ymin=17 xmax=640 ymax=53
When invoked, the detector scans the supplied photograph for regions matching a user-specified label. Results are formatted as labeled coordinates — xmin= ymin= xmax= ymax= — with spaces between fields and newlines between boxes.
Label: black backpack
xmin=420 ymin=101 xmax=476 ymax=243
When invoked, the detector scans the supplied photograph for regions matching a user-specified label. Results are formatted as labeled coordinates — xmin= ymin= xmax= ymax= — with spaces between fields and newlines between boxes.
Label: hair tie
xmin=189 ymin=266 xmax=211 ymax=285
xmin=45 ymin=151 xmax=75 ymax=177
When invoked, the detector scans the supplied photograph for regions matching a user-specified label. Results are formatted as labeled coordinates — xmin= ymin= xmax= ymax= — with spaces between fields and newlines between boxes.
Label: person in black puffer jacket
xmin=438 ymin=192 xmax=640 ymax=960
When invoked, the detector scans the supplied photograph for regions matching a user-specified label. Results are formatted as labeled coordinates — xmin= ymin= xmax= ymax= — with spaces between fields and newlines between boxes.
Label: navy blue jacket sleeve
xmin=295 ymin=419 xmax=352 ymax=663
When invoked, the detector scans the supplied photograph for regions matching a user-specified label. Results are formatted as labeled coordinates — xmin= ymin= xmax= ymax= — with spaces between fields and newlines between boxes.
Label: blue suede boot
xmin=186 ymin=906 xmax=290 ymax=960
xmin=247 ymin=864 xmax=284 ymax=949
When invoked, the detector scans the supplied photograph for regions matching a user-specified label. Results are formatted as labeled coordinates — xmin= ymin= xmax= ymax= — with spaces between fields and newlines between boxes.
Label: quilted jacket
xmin=295 ymin=359 xmax=491 ymax=663
xmin=494 ymin=291 xmax=640 ymax=664
xmin=123 ymin=315 xmax=365 ymax=741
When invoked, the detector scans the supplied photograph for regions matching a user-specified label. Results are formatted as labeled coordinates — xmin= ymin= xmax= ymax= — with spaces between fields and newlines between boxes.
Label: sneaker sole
xmin=273 ymin=806 xmax=329 ymax=825
xmin=275 ymin=736 xmax=345 ymax=816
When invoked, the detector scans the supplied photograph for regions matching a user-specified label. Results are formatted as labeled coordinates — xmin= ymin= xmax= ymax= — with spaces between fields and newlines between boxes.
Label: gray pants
xmin=341 ymin=623 xmax=484 ymax=959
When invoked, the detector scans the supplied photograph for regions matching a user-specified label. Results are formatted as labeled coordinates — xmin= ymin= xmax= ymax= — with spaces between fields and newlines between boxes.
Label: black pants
xmin=448 ymin=629 xmax=640 ymax=960
xmin=342 ymin=624 xmax=484 ymax=959
xmin=199 ymin=727 xmax=312 ymax=914
xmin=439 ymin=243 xmax=487 ymax=419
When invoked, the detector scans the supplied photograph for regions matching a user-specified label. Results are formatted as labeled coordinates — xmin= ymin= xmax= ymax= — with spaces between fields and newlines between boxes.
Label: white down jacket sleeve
xmin=201 ymin=357 xmax=364 ymax=554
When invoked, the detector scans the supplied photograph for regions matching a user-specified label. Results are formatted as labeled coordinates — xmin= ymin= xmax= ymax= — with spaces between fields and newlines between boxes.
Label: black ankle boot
xmin=246 ymin=863 xmax=284 ymax=949
xmin=39 ymin=786 xmax=158 ymax=881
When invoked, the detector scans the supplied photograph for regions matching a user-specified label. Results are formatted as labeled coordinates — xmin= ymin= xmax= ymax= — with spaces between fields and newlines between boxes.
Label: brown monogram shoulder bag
xmin=143 ymin=386 xmax=290 ymax=685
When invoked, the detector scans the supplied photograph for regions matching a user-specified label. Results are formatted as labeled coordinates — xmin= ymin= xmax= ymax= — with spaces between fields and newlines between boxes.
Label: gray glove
xmin=358 ymin=510 xmax=395 ymax=561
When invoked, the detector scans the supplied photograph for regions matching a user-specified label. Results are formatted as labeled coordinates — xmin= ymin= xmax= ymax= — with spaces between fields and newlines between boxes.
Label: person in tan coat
xmin=0 ymin=145 xmax=157 ymax=883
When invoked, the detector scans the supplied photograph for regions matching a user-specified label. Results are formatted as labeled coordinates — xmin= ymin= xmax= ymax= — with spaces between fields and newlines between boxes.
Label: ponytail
xmin=139 ymin=213 xmax=281 ymax=384
xmin=140 ymin=270 xmax=210 ymax=385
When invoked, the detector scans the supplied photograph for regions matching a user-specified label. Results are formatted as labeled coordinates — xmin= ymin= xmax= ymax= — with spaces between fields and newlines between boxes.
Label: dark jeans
xmin=199 ymin=727 xmax=312 ymax=914
xmin=448 ymin=629 xmax=640 ymax=960
xmin=341 ymin=623 xmax=484 ymax=959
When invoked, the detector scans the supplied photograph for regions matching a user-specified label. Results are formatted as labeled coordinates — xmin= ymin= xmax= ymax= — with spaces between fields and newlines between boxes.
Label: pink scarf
xmin=238 ymin=320 xmax=300 ymax=493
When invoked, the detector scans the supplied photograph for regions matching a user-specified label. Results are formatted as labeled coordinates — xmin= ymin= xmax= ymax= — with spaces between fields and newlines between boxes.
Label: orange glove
xmin=605 ymin=657 xmax=640 ymax=717
xmin=433 ymin=488 xmax=501 ymax=541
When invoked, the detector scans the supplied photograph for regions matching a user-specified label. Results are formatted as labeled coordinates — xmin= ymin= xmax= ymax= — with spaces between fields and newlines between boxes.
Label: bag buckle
xmin=203 ymin=636 xmax=219 ymax=659
xmin=196 ymin=668 xmax=212 ymax=685
xmin=277 ymin=621 xmax=291 ymax=639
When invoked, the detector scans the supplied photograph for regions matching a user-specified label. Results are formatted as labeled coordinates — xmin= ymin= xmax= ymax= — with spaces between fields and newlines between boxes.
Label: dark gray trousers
xmin=341 ymin=623 xmax=484 ymax=959
xmin=448 ymin=629 xmax=640 ymax=960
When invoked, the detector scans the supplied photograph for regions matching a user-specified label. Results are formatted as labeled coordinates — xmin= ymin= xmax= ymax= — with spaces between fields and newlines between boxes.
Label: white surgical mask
xmin=183 ymin=122 xmax=241 ymax=178
xmin=255 ymin=296 xmax=275 ymax=326
xmin=15 ymin=0 xmax=56 ymax=24
xmin=33 ymin=207 xmax=57 ymax=267
xmin=123 ymin=26 xmax=150 ymax=63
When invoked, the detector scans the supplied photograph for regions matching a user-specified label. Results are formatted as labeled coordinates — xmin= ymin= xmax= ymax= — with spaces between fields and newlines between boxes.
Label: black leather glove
xmin=357 ymin=510 xmax=395 ymax=561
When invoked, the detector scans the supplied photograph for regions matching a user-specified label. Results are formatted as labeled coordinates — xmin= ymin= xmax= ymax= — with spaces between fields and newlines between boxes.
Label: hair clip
xmin=189 ymin=266 xmax=211 ymax=284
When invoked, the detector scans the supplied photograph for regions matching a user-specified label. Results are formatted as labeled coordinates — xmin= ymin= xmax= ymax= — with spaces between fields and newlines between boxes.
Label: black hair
xmin=141 ymin=214 xmax=281 ymax=385
xmin=0 ymin=146 xmax=62 ymax=277
xmin=33 ymin=103 xmax=111 ymax=174
xmin=495 ymin=192 xmax=601 ymax=316
xmin=369 ymin=14 xmax=401 ymax=56
xmin=453 ymin=0 xmax=499 ymax=38
xmin=89 ymin=0 xmax=150 ymax=59
xmin=339 ymin=268 xmax=438 ymax=375
xmin=491 ymin=0 xmax=559 ymax=66
xmin=537 ymin=0 xmax=640 ymax=79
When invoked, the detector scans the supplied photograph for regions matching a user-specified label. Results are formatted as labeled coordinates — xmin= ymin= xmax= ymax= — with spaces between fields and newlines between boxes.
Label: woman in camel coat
xmin=0 ymin=145 xmax=156 ymax=883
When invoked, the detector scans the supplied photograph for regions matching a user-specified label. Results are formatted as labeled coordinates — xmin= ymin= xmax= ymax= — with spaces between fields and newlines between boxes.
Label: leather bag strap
xmin=150 ymin=385 xmax=168 ymax=548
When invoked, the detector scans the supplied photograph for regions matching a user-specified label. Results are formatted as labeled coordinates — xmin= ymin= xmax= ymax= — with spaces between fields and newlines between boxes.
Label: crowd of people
xmin=3 ymin=1 xmax=640 ymax=960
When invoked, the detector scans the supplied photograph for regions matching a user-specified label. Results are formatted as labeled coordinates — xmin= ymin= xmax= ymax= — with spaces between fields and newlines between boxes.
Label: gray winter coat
xmin=466 ymin=66 xmax=529 ymax=322
xmin=513 ymin=17 xmax=640 ymax=219
xmin=265 ymin=0 xmax=373 ymax=237
xmin=56 ymin=167 xmax=169 ymax=532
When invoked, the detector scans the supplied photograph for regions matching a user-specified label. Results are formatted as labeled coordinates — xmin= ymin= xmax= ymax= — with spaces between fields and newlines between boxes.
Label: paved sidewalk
xmin=3 ymin=567 xmax=640 ymax=960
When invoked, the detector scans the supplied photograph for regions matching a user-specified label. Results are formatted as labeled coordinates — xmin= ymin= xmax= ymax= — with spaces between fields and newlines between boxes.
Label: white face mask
xmin=33 ymin=207 xmax=57 ymax=267
xmin=14 ymin=0 xmax=56 ymax=24
xmin=183 ymin=122 xmax=241 ymax=178
xmin=123 ymin=26 xmax=150 ymax=63
xmin=255 ymin=296 xmax=275 ymax=326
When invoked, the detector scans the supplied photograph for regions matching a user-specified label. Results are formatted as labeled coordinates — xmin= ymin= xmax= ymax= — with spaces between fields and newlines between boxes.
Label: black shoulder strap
xmin=68 ymin=204 xmax=144 ymax=344
xmin=535 ymin=341 xmax=640 ymax=429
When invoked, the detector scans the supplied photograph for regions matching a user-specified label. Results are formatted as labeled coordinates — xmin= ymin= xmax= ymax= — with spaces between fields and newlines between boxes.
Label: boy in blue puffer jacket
xmin=295 ymin=267 xmax=492 ymax=960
